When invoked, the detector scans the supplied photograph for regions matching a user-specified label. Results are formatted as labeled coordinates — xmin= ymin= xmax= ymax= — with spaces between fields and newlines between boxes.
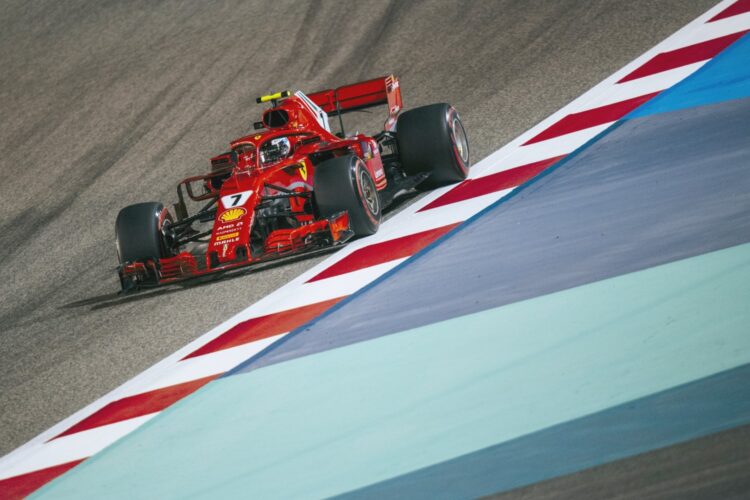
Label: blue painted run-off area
xmin=630 ymin=31 xmax=750 ymax=117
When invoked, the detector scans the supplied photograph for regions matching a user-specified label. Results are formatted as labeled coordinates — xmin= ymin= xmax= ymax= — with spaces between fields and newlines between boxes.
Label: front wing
xmin=118 ymin=212 xmax=352 ymax=291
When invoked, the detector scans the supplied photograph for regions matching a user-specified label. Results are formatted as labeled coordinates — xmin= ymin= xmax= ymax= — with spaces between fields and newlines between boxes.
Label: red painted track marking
xmin=50 ymin=299 xmax=348 ymax=439
xmin=51 ymin=376 xmax=217 ymax=440
xmin=709 ymin=0 xmax=750 ymax=22
xmin=307 ymin=224 xmax=460 ymax=283
xmin=182 ymin=297 xmax=344 ymax=360
xmin=0 ymin=459 xmax=84 ymax=500
xmin=522 ymin=92 xmax=659 ymax=146
xmin=419 ymin=156 xmax=565 ymax=212
xmin=618 ymin=30 xmax=749 ymax=83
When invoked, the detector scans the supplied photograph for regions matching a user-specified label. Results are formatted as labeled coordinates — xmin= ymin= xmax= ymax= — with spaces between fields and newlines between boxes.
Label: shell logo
xmin=219 ymin=207 xmax=247 ymax=223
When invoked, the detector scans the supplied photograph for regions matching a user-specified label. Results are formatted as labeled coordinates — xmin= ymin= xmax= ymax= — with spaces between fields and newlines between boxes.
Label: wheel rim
xmin=160 ymin=218 xmax=178 ymax=257
xmin=451 ymin=117 xmax=469 ymax=164
xmin=359 ymin=169 xmax=379 ymax=215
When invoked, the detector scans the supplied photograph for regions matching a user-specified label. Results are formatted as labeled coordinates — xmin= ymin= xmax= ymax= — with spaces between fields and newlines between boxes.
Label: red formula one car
xmin=115 ymin=75 xmax=469 ymax=291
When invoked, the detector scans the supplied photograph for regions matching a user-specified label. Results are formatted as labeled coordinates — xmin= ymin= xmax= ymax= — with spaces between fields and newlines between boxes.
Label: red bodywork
xmin=120 ymin=76 xmax=402 ymax=286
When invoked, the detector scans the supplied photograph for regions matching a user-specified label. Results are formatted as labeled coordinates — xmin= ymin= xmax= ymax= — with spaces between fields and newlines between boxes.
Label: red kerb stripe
xmin=0 ymin=459 xmax=84 ymax=499
xmin=618 ymin=30 xmax=749 ymax=83
xmin=709 ymin=0 xmax=750 ymax=22
xmin=51 ymin=375 xmax=216 ymax=440
xmin=419 ymin=156 xmax=564 ymax=212
xmin=307 ymin=224 xmax=459 ymax=283
xmin=183 ymin=297 xmax=343 ymax=359
xmin=523 ymin=92 xmax=659 ymax=146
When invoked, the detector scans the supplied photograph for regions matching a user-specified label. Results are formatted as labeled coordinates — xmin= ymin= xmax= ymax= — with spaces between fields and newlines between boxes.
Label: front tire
xmin=397 ymin=103 xmax=470 ymax=189
xmin=115 ymin=202 xmax=176 ymax=265
xmin=314 ymin=155 xmax=381 ymax=237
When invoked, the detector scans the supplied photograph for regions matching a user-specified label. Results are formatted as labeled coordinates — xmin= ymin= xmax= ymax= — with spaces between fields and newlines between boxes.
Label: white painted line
xmin=0 ymin=414 xmax=157 ymax=481
xmin=134 ymin=335 xmax=285 ymax=395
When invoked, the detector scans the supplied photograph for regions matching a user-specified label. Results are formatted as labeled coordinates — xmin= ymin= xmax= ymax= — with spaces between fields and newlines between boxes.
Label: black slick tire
xmin=314 ymin=155 xmax=381 ymax=237
xmin=397 ymin=103 xmax=470 ymax=189
xmin=115 ymin=202 xmax=175 ymax=265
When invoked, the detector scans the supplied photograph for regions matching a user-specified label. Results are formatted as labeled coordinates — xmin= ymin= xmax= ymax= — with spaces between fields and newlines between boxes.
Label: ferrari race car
xmin=115 ymin=75 xmax=470 ymax=291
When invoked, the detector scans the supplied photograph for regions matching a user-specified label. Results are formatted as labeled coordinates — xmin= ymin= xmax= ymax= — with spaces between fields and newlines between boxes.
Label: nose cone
xmin=208 ymin=184 xmax=256 ymax=267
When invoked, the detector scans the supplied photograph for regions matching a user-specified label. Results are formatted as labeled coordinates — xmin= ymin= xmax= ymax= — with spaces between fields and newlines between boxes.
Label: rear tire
xmin=115 ymin=202 xmax=175 ymax=265
xmin=397 ymin=103 xmax=470 ymax=189
xmin=314 ymin=155 xmax=381 ymax=237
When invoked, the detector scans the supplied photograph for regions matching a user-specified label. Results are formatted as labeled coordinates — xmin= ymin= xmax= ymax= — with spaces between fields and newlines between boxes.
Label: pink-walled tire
xmin=115 ymin=202 xmax=175 ymax=265
xmin=397 ymin=103 xmax=470 ymax=189
xmin=314 ymin=155 xmax=381 ymax=237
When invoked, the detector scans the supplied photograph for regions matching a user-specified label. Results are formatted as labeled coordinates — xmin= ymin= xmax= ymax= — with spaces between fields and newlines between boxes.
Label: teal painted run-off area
xmin=36 ymin=243 xmax=750 ymax=498
xmin=36 ymin=33 xmax=750 ymax=500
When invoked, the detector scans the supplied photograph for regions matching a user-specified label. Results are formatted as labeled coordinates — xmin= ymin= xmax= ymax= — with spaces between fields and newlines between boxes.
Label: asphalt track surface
xmin=0 ymin=0 xmax=716 ymax=466
xmin=489 ymin=424 xmax=750 ymax=500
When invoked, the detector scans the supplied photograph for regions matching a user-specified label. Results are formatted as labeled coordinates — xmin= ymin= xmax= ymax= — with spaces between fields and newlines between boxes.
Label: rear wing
xmin=307 ymin=75 xmax=403 ymax=132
